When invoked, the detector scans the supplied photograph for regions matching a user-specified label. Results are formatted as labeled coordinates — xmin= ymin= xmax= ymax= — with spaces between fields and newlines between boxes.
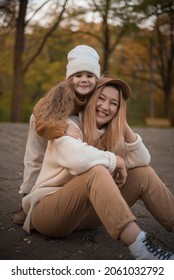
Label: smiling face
xmin=72 ymin=71 xmax=97 ymax=97
xmin=95 ymin=85 xmax=120 ymax=129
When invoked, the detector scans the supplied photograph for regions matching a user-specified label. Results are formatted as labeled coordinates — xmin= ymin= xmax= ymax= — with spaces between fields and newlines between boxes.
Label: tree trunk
xmin=102 ymin=39 xmax=110 ymax=74
xmin=163 ymin=82 xmax=172 ymax=118
xmin=164 ymin=94 xmax=170 ymax=118
xmin=101 ymin=0 xmax=110 ymax=74
xmin=10 ymin=0 xmax=68 ymax=122
xmin=10 ymin=0 xmax=28 ymax=122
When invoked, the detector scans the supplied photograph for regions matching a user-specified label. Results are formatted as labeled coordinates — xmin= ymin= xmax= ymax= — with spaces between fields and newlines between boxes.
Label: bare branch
xmin=25 ymin=0 xmax=52 ymax=26
xmin=110 ymin=27 xmax=127 ymax=54
xmin=23 ymin=0 xmax=68 ymax=73
xmin=71 ymin=29 xmax=103 ymax=44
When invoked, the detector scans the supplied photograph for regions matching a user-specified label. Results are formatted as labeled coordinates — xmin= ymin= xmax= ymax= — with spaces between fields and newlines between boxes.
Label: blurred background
xmin=0 ymin=0 xmax=173 ymax=125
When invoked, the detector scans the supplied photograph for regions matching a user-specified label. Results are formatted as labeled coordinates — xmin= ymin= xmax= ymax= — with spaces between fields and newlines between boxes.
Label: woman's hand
xmin=65 ymin=123 xmax=83 ymax=140
xmin=113 ymin=156 xmax=127 ymax=187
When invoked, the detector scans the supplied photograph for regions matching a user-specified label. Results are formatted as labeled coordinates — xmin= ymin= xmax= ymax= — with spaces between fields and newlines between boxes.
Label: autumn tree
xmin=78 ymin=0 xmax=173 ymax=117
xmin=133 ymin=0 xmax=174 ymax=117
xmin=1 ymin=0 xmax=69 ymax=122
xmin=67 ymin=0 xmax=139 ymax=74
xmin=153 ymin=4 xmax=174 ymax=117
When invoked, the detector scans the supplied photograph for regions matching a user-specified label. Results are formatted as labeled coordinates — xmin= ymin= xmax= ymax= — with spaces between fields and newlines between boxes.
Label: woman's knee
xmin=90 ymin=165 xmax=109 ymax=173
xmin=127 ymin=166 xmax=163 ymax=199
xmin=89 ymin=165 xmax=110 ymax=175
xmin=83 ymin=165 xmax=114 ymax=194
xmin=125 ymin=166 xmax=158 ymax=195
xmin=128 ymin=166 xmax=155 ymax=182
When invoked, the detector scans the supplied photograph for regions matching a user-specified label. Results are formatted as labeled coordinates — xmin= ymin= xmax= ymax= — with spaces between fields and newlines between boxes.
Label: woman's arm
xmin=51 ymin=135 xmax=117 ymax=175
xmin=123 ymin=122 xmax=151 ymax=168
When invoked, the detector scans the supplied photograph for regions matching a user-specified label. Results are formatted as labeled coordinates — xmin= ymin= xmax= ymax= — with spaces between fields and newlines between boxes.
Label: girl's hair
xmin=82 ymin=84 xmax=127 ymax=155
xmin=36 ymin=80 xmax=75 ymax=121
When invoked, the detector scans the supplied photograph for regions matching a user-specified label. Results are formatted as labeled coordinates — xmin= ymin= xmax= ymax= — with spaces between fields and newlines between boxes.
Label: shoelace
xmin=143 ymin=235 xmax=173 ymax=260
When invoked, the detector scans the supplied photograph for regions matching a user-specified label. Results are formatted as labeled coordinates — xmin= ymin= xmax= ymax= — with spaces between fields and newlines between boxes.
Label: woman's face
xmin=72 ymin=71 xmax=97 ymax=97
xmin=96 ymin=85 xmax=120 ymax=129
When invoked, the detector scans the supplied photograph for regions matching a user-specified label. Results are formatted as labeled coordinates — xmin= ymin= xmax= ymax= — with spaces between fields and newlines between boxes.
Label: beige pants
xmin=32 ymin=166 xmax=174 ymax=239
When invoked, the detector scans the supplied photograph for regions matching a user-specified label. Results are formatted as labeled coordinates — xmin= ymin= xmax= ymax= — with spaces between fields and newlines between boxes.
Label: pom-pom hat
xmin=66 ymin=45 xmax=100 ymax=79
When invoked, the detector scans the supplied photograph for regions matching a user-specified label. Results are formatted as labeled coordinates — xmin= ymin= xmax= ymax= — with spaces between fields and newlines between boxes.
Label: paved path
xmin=0 ymin=123 xmax=174 ymax=260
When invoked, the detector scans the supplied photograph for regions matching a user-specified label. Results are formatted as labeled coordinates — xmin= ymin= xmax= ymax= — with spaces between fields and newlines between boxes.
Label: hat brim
xmin=96 ymin=77 xmax=131 ymax=100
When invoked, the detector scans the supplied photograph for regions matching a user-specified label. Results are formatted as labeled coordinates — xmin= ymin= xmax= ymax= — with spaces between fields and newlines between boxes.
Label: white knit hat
xmin=66 ymin=45 xmax=100 ymax=79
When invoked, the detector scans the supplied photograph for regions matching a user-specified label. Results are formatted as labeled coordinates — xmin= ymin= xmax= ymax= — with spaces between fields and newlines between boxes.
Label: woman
xmin=22 ymin=77 xmax=174 ymax=260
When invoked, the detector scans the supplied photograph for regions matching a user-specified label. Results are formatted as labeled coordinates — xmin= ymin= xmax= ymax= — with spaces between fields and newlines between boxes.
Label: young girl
xmin=13 ymin=45 xmax=100 ymax=224
xmin=22 ymin=77 xmax=174 ymax=260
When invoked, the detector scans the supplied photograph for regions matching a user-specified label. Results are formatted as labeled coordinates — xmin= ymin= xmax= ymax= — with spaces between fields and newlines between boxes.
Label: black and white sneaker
xmin=129 ymin=231 xmax=174 ymax=260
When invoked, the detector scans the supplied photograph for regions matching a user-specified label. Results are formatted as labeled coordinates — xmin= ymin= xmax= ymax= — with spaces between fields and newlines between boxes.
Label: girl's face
xmin=72 ymin=71 xmax=97 ymax=97
xmin=96 ymin=85 xmax=120 ymax=129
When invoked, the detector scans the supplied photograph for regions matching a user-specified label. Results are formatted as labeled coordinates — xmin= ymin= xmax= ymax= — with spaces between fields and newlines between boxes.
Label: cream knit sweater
xmin=22 ymin=116 xmax=150 ymax=233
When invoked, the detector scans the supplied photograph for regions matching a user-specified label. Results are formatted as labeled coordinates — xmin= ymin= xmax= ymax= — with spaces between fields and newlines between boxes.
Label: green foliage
xmin=0 ymin=32 xmax=14 ymax=121
xmin=127 ymin=89 xmax=148 ymax=127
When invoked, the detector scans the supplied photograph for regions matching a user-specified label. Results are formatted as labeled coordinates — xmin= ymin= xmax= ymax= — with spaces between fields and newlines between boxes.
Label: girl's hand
xmin=113 ymin=156 xmax=127 ymax=187
xmin=65 ymin=123 xmax=83 ymax=140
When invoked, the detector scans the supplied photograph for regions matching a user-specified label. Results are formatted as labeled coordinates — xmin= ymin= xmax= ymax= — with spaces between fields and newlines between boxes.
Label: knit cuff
xmin=107 ymin=152 xmax=116 ymax=173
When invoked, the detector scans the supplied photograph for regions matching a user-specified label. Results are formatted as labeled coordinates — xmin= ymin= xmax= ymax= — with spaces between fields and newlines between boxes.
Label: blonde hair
xmin=82 ymin=84 xmax=127 ymax=155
